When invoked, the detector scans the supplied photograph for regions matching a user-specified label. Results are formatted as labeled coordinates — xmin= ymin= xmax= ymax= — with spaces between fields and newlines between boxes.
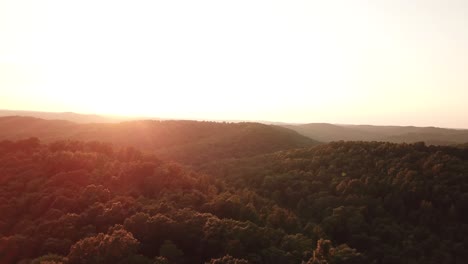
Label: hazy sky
xmin=1 ymin=0 xmax=467 ymax=127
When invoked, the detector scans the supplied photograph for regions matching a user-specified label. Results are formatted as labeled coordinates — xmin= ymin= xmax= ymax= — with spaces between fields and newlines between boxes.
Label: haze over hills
xmin=2 ymin=109 xmax=468 ymax=147
xmin=284 ymin=123 xmax=468 ymax=145
xmin=0 ymin=110 xmax=128 ymax=123
xmin=0 ymin=109 xmax=299 ymax=127
xmin=3 ymin=110 xmax=468 ymax=146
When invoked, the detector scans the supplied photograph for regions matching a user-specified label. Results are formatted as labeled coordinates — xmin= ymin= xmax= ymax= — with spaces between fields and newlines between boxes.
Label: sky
xmin=1 ymin=0 xmax=467 ymax=128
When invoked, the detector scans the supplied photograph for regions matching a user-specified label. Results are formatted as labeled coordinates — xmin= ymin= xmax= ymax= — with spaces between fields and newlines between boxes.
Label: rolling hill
xmin=284 ymin=123 xmax=468 ymax=145
xmin=0 ymin=116 xmax=318 ymax=165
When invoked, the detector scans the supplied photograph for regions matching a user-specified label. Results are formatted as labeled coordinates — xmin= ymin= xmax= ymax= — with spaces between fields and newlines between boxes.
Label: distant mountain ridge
xmin=284 ymin=123 xmax=468 ymax=145
xmin=0 ymin=109 xmax=126 ymax=123
xmin=2 ymin=110 xmax=467 ymax=146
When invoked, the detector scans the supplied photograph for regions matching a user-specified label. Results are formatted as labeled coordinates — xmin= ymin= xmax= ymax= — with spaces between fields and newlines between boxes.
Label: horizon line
xmin=1 ymin=108 xmax=467 ymax=130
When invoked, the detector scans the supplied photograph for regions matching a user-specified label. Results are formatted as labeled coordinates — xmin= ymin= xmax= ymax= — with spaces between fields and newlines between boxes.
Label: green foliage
xmin=206 ymin=255 xmax=249 ymax=264
xmin=306 ymin=239 xmax=363 ymax=264
xmin=67 ymin=228 xmax=139 ymax=264
xmin=30 ymin=254 xmax=65 ymax=264
xmin=2 ymin=139 xmax=468 ymax=263
xmin=203 ymin=141 xmax=468 ymax=263
xmin=159 ymin=240 xmax=183 ymax=263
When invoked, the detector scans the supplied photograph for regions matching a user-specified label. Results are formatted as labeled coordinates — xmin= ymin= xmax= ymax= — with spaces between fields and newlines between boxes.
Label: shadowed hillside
xmin=283 ymin=123 xmax=380 ymax=142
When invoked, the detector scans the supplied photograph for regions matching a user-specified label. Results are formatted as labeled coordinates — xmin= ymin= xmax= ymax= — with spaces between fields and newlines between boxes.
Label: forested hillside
xmin=1 ymin=138 xmax=468 ymax=263
xmin=0 ymin=138 xmax=304 ymax=263
xmin=200 ymin=141 xmax=468 ymax=263
xmin=0 ymin=117 xmax=317 ymax=165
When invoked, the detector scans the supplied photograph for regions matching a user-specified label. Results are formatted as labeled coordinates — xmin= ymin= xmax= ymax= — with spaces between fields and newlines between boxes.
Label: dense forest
xmin=1 ymin=134 xmax=468 ymax=263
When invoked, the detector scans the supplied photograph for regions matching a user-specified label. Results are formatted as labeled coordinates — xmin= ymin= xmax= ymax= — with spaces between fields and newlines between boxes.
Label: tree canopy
xmin=1 ymin=138 xmax=468 ymax=263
